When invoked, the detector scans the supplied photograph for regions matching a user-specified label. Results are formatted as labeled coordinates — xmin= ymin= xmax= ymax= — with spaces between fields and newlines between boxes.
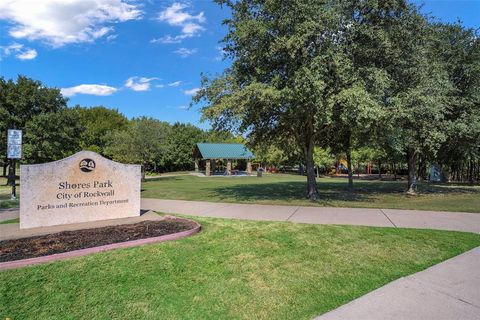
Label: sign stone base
xmin=20 ymin=151 xmax=141 ymax=229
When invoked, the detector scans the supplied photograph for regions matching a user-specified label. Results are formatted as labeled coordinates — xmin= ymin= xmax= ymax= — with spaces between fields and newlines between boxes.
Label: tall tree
xmin=385 ymin=9 xmax=452 ymax=193
xmin=104 ymin=117 xmax=169 ymax=179
xmin=329 ymin=84 xmax=382 ymax=188
xmin=23 ymin=109 xmax=83 ymax=163
xmin=195 ymin=0 xmax=346 ymax=200
xmin=0 ymin=76 xmax=67 ymax=181
xmin=163 ymin=123 xmax=206 ymax=171
xmin=432 ymin=23 xmax=480 ymax=182
xmin=74 ymin=106 xmax=129 ymax=154
xmin=326 ymin=1 xmax=395 ymax=189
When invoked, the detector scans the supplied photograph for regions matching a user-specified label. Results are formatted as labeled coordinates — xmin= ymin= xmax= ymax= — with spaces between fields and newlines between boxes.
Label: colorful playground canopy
xmin=194 ymin=143 xmax=255 ymax=160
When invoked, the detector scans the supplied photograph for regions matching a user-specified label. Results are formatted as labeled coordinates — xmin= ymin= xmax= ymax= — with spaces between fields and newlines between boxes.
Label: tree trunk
xmin=418 ymin=156 xmax=428 ymax=181
xmin=469 ymin=156 xmax=474 ymax=184
xmin=406 ymin=149 xmax=417 ymax=194
xmin=417 ymin=157 xmax=423 ymax=181
xmin=378 ymin=161 xmax=382 ymax=179
xmin=393 ymin=161 xmax=397 ymax=180
xmin=304 ymin=139 xmax=319 ymax=201
xmin=475 ymin=160 xmax=480 ymax=181
xmin=2 ymin=158 xmax=7 ymax=177
xmin=346 ymin=149 xmax=353 ymax=190
xmin=7 ymin=159 xmax=16 ymax=187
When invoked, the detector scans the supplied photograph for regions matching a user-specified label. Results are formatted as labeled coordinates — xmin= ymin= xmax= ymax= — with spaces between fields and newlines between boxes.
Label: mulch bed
xmin=0 ymin=219 xmax=197 ymax=263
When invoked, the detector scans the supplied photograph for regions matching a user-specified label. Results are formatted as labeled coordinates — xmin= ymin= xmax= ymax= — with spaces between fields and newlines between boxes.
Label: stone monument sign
xmin=20 ymin=151 xmax=141 ymax=229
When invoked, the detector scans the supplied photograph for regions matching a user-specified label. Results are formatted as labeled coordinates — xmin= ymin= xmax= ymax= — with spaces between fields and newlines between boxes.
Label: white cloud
xmin=1 ymin=43 xmax=37 ymax=60
xmin=168 ymin=81 xmax=182 ymax=87
xmin=174 ymin=47 xmax=197 ymax=57
xmin=184 ymin=87 xmax=199 ymax=96
xmin=0 ymin=0 xmax=142 ymax=47
xmin=178 ymin=105 xmax=188 ymax=110
xmin=106 ymin=34 xmax=118 ymax=42
xmin=182 ymin=22 xmax=203 ymax=35
xmin=124 ymin=76 xmax=159 ymax=91
xmin=154 ymin=2 xmax=205 ymax=44
xmin=158 ymin=3 xmax=205 ymax=27
xmin=156 ymin=84 xmax=165 ymax=88
xmin=16 ymin=48 xmax=37 ymax=60
xmin=61 ymin=84 xmax=117 ymax=97
xmin=150 ymin=34 xmax=188 ymax=44
xmin=2 ymin=43 xmax=23 ymax=54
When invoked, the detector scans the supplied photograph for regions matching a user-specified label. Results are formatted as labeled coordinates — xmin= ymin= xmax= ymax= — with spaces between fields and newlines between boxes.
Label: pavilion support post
xmin=247 ymin=161 xmax=252 ymax=175
xmin=227 ymin=159 xmax=232 ymax=175
xmin=211 ymin=159 xmax=216 ymax=174
xmin=194 ymin=158 xmax=199 ymax=172
xmin=206 ymin=160 xmax=211 ymax=176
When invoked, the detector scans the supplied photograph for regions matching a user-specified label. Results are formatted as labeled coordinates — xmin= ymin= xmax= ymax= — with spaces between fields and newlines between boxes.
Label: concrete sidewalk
xmin=4 ymin=199 xmax=479 ymax=233
xmin=0 ymin=208 xmax=20 ymax=223
xmin=141 ymin=199 xmax=480 ymax=233
xmin=316 ymin=246 xmax=480 ymax=320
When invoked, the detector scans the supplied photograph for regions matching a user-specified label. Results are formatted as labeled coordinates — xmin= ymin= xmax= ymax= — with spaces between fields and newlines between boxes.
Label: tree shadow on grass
xmin=144 ymin=176 xmax=184 ymax=183
xmin=210 ymin=180 xmax=479 ymax=204
xmin=211 ymin=181 xmax=371 ymax=203
xmin=321 ymin=180 xmax=479 ymax=195
xmin=421 ymin=183 xmax=479 ymax=194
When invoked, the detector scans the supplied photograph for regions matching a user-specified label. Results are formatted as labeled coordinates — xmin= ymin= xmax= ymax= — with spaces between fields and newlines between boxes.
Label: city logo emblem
xmin=79 ymin=159 xmax=96 ymax=172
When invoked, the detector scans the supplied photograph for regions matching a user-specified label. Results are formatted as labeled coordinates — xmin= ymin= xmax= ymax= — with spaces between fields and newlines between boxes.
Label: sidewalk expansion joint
xmin=380 ymin=208 xmax=397 ymax=227
xmin=458 ymin=298 xmax=480 ymax=309
xmin=286 ymin=206 xmax=301 ymax=222
xmin=411 ymin=278 xmax=480 ymax=310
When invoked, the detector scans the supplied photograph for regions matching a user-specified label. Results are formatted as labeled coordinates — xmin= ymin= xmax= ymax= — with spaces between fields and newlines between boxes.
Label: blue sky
xmin=0 ymin=1 xmax=479 ymax=129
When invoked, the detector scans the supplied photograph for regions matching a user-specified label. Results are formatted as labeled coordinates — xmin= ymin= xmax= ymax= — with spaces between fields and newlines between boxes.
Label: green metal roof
xmin=195 ymin=143 xmax=255 ymax=159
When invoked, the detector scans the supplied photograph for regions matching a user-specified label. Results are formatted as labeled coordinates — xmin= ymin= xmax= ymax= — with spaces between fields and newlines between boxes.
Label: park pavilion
xmin=193 ymin=143 xmax=255 ymax=176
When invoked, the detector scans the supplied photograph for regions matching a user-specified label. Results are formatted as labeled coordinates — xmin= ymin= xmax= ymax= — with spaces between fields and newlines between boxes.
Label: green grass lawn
xmin=141 ymin=174 xmax=480 ymax=213
xmin=1 ymin=215 xmax=479 ymax=319
xmin=0 ymin=218 xmax=19 ymax=224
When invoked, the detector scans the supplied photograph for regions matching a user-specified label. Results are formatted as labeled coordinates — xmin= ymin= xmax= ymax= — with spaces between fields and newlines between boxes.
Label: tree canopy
xmin=75 ymin=106 xmax=129 ymax=154
xmin=195 ymin=0 xmax=480 ymax=196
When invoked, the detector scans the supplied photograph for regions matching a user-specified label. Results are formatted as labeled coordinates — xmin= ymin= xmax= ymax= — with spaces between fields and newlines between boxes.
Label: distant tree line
xmin=0 ymin=76 xmax=238 ymax=182
xmin=195 ymin=0 xmax=480 ymax=197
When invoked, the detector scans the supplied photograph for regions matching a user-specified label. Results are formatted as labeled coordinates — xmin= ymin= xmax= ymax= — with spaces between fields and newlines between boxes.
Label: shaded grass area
xmin=141 ymin=174 xmax=480 ymax=213
xmin=1 ymin=216 xmax=479 ymax=319
xmin=0 ymin=177 xmax=19 ymax=209
xmin=0 ymin=200 xmax=19 ymax=209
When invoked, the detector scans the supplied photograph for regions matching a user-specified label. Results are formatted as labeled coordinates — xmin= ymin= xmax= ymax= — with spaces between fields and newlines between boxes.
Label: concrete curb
xmin=0 ymin=217 xmax=201 ymax=271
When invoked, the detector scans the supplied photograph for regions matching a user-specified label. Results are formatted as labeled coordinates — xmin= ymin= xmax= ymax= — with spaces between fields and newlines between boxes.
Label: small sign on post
xmin=7 ymin=130 xmax=22 ymax=159
xmin=7 ymin=129 xmax=22 ymax=200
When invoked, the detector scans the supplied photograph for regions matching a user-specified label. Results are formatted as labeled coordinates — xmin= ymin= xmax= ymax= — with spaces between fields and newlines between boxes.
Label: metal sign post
xmin=7 ymin=129 xmax=22 ymax=200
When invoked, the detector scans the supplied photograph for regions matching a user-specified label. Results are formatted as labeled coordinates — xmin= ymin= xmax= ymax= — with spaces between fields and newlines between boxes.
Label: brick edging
xmin=0 ymin=218 xmax=201 ymax=271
